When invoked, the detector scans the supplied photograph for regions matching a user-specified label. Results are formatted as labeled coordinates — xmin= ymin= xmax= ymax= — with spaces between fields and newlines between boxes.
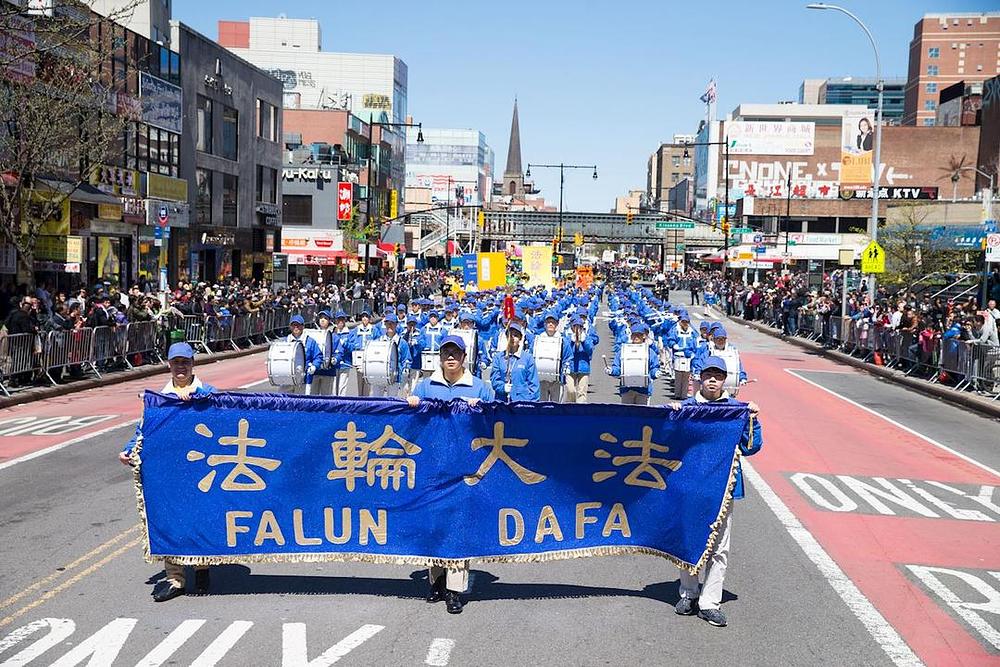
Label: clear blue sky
xmin=175 ymin=0 xmax=991 ymax=212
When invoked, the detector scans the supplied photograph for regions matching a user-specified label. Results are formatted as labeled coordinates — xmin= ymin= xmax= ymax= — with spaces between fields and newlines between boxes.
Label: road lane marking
xmin=905 ymin=565 xmax=1000 ymax=651
xmin=0 ymin=419 xmax=139 ymax=472
xmin=784 ymin=369 xmax=1000 ymax=480
xmin=0 ymin=617 xmax=75 ymax=666
xmin=0 ymin=536 xmax=143 ymax=629
xmin=48 ymin=617 xmax=136 ymax=667
xmin=190 ymin=621 xmax=253 ymax=667
xmin=281 ymin=622 xmax=384 ymax=667
xmin=783 ymin=368 xmax=854 ymax=374
xmin=238 ymin=379 xmax=270 ymax=389
xmin=743 ymin=461 xmax=924 ymax=667
xmin=0 ymin=525 xmax=141 ymax=612
xmin=0 ymin=415 xmax=117 ymax=437
xmin=135 ymin=619 xmax=207 ymax=667
xmin=425 ymin=638 xmax=455 ymax=666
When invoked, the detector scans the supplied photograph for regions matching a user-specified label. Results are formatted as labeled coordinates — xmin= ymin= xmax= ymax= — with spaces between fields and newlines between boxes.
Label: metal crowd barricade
xmin=0 ymin=332 xmax=41 ymax=396
xmin=938 ymin=339 xmax=972 ymax=389
xmin=42 ymin=328 xmax=98 ymax=384
xmin=91 ymin=326 xmax=122 ymax=371
xmin=229 ymin=313 xmax=253 ymax=350
xmin=269 ymin=307 xmax=290 ymax=338
xmin=182 ymin=315 xmax=212 ymax=354
xmin=797 ymin=312 xmax=815 ymax=338
xmin=829 ymin=316 xmax=844 ymax=347
xmin=248 ymin=311 xmax=267 ymax=344
xmin=966 ymin=343 xmax=1000 ymax=398
xmin=123 ymin=321 xmax=163 ymax=368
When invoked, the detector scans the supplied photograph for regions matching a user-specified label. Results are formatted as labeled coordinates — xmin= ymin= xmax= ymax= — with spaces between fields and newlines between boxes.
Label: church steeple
xmin=504 ymin=98 xmax=522 ymax=179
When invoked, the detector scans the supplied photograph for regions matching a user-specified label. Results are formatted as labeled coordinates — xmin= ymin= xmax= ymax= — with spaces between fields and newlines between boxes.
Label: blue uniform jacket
xmin=561 ymin=330 xmax=596 ymax=375
xmin=489 ymin=349 xmax=541 ymax=401
xmin=288 ymin=333 xmax=324 ymax=383
xmin=667 ymin=326 xmax=700 ymax=358
xmin=680 ymin=395 xmax=763 ymax=499
xmin=413 ymin=369 xmax=495 ymax=402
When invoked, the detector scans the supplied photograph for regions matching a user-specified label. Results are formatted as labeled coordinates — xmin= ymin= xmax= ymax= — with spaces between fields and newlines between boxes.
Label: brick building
xmin=646 ymin=135 xmax=695 ymax=212
xmin=903 ymin=12 xmax=1000 ymax=126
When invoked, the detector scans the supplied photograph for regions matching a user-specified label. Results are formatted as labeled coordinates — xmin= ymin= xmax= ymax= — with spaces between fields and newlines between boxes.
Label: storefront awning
xmin=34 ymin=179 xmax=121 ymax=206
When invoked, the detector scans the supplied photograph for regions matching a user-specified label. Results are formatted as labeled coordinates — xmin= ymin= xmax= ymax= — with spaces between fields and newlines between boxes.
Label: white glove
xmin=307 ymin=364 xmax=317 ymax=375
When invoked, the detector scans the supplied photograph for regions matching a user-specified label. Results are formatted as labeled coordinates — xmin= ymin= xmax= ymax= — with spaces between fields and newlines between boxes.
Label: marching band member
xmin=670 ymin=355 xmax=762 ymax=628
xmin=287 ymin=314 xmax=323 ymax=395
xmin=489 ymin=321 xmax=540 ymax=402
xmin=406 ymin=334 xmax=494 ymax=615
xmin=368 ymin=312 xmax=409 ymax=397
xmin=608 ymin=322 xmax=660 ymax=405
xmin=330 ymin=310 xmax=354 ymax=396
xmin=402 ymin=315 xmax=423 ymax=394
xmin=119 ymin=342 xmax=216 ymax=602
xmin=310 ymin=310 xmax=337 ymax=396
xmin=456 ymin=311 xmax=488 ymax=378
xmin=562 ymin=315 xmax=596 ymax=403
xmin=706 ymin=325 xmax=747 ymax=393
xmin=418 ymin=310 xmax=447 ymax=377
xmin=534 ymin=313 xmax=564 ymax=402
xmin=440 ymin=303 xmax=460 ymax=333
xmin=349 ymin=310 xmax=379 ymax=397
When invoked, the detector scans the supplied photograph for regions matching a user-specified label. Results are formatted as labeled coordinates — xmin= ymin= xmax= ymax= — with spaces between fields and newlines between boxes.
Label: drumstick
xmin=602 ymin=354 xmax=610 ymax=371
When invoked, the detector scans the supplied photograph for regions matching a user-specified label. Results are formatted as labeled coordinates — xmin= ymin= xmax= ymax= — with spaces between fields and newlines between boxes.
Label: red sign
xmin=337 ymin=182 xmax=353 ymax=221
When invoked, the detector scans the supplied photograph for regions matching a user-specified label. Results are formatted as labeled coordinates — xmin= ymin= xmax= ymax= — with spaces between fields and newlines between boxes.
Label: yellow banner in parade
xmin=477 ymin=252 xmax=507 ymax=289
xmin=521 ymin=246 xmax=553 ymax=288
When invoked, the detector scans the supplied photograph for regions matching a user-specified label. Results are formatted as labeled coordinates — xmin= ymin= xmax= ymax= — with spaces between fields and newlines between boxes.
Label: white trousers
xmin=539 ymin=380 xmax=562 ymax=402
xmin=678 ymin=507 xmax=732 ymax=610
xmin=333 ymin=369 xmax=352 ymax=396
xmin=621 ymin=389 xmax=650 ymax=405
xmin=428 ymin=563 xmax=469 ymax=593
xmin=371 ymin=383 xmax=399 ymax=398
xmin=308 ymin=374 xmax=336 ymax=396
xmin=355 ymin=369 xmax=371 ymax=397
xmin=564 ymin=373 xmax=589 ymax=403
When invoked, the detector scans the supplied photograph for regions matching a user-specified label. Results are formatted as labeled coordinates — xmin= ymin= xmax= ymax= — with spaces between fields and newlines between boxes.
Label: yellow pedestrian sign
xmin=861 ymin=241 xmax=885 ymax=274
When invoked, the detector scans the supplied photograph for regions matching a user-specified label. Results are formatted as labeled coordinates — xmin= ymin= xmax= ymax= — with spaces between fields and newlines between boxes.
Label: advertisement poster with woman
xmin=841 ymin=109 xmax=874 ymax=186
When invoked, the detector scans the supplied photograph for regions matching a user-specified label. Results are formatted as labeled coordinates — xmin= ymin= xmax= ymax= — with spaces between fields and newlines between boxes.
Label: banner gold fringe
xmin=131 ymin=415 xmax=751 ymax=576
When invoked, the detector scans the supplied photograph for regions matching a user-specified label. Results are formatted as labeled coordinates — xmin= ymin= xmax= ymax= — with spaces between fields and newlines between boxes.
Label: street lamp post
xmin=367 ymin=114 xmax=422 ymax=276
xmin=963 ymin=166 xmax=996 ymax=306
xmin=808 ymin=3 xmax=883 ymax=303
xmin=525 ymin=162 xmax=598 ymax=253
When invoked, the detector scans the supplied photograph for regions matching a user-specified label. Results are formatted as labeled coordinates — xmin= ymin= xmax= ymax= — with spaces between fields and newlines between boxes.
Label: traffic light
xmin=626 ymin=212 xmax=634 ymax=225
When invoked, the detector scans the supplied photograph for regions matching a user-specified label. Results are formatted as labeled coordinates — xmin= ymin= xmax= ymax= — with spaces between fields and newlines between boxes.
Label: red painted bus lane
xmin=741 ymin=350 xmax=1000 ymax=666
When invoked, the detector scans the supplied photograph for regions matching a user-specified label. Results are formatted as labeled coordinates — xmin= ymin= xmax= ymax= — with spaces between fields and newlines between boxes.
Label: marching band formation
xmin=266 ymin=281 xmax=750 ymax=405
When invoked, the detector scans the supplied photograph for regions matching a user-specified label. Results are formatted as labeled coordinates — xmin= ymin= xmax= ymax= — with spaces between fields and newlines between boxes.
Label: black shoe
xmin=698 ymin=608 xmax=727 ymax=627
xmin=194 ymin=569 xmax=210 ymax=595
xmin=426 ymin=575 xmax=446 ymax=603
xmin=445 ymin=590 xmax=464 ymax=614
xmin=674 ymin=597 xmax=698 ymax=615
xmin=152 ymin=581 xmax=185 ymax=602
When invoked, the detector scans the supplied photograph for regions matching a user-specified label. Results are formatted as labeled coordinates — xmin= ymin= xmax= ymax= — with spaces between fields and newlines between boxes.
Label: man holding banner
xmin=670 ymin=355 xmax=763 ymax=628
xmin=407 ymin=334 xmax=494 ymax=613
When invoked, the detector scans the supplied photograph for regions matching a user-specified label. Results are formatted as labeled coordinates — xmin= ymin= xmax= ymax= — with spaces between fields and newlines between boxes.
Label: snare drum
xmin=351 ymin=349 xmax=366 ymax=368
xmin=453 ymin=329 xmax=478 ymax=368
xmin=673 ymin=355 xmax=691 ymax=373
xmin=421 ymin=350 xmax=437 ymax=372
xmin=363 ymin=339 xmax=398 ymax=385
xmin=267 ymin=341 xmax=305 ymax=387
xmin=303 ymin=329 xmax=333 ymax=368
xmin=534 ymin=335 xmax=563 ymax=383
xmin=621 ymin=343 xmax=649 ymax=388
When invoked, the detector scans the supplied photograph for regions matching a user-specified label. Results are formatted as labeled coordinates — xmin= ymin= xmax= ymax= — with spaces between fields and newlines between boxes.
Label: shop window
xmin=196 ymin=96 xmax=212 ymax=153
xmin=256 ymin=165 xmax=277 ymax=203
xmin=222 ymin=106 xmax=238 ymax=160
xmin=196 ymin=169 xmax=212 ymax=224
xmin=282 ymin=195 xmax=312 ymax=226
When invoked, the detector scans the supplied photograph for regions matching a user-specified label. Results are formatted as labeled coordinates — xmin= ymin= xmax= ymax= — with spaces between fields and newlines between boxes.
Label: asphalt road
xmin=0 ymin=302 xmax=997 ymax=666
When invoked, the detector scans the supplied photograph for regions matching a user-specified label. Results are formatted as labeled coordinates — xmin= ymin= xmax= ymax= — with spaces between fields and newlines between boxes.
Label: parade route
xmin=1 ymin=311 xmax=997 ymax=666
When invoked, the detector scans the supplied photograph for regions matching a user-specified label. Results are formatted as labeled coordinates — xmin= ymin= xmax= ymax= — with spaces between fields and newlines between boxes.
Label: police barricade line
xmin=812 ymin=314 xmax=825 ymax=341
xmin=965 ymin=342 xmax=1000 ymax=398
xmin=42 ymin=328 xmax=99 ymax=385
xmin=91 ymin=326 xmax=122 ymax=372
xmin=123 ymin=321 xmax=163 ymax=369
xmin=229 ymin=314 xmax=252 ymax=350
xmin=181 ymin=315 xmax=212 ymax=355
xmin=796 ymin=312 xmax=814 ymax=338
xmin=0 ymin=332 xmax=42 ymax=396
xmin=248 ymin=311 xmax=267 ymax=343
xmin=938 ymin=339 xmax=972 ymax=390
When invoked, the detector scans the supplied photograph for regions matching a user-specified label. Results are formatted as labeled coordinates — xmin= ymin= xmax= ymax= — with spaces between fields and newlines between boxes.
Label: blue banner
xmin=134 ymin=393 xmax=748 ymax=572
xmin=461 ymin=253 xmax=478 ymax=285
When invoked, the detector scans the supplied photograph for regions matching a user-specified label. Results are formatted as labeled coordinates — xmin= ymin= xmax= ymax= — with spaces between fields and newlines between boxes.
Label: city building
xmin=489 ymin=100 xmax=552 ymax=212
xmin=937 ymin=80 xmax=984 ymax=126
xmin=217 ymin=16 xmax=408 ymax=216
xmin=612 ymin=189 xmax=644 ymax=215
xmin=808 ymin=77 xmax=907 ymax=124
xmin=170 ymin=21 xmax=283 ymax=284
xmin=647 ymin=134 xmax=695 ymax=212
xmin=798 ymin=79 xmax=825 ymax=105
xmin=91 ymin=0 xmax=173 ymax=47
xmin=405 ymin=127 xmax=494 ymax=209
xmin=903 ymin=12 xmax=1000 ymax=126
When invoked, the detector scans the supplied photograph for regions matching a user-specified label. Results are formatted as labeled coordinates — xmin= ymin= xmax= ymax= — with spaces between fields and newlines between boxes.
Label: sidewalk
xmin=723 ymin=310 xmax=1000 ymax=420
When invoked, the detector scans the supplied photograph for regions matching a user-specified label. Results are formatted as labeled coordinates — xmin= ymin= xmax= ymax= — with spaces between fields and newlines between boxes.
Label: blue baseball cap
xmin=290 ymin=314 xmax=305 ymax=326
xmin=383 ymin=312 xmax=398 ymax=323
xmin=508 ymin=321 xmax=525 ymax=335
xmin=167 ymin=342 xmax=195 ymax=360
xmin=631 ymin=322 xmax=649 ymax=334
xmin=678 ymin=310 xmax=690 ymax=321
xmin=406 ymin=315 xmax=419 ymax=324
xmin=334 ymin=310 xmax=348 ymax=320
xmin=317 ymin=310 xmax=332 ymax=320
xmin=440 ymin=334 xmax=467 ymax=352
xmin=699 ymin=320 xmax=712 ymax=330
xmin=459 ymin=311 xmax=476 ymax=322
xmin=711 ymin=325 xmax=728 ymax=338
xmin=702 ymin=356 xmax=729 ymax=374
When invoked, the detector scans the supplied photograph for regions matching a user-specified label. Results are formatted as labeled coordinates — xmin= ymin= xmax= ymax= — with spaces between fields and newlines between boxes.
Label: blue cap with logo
xmin=440 ymin=334 xmax=467 ymax=352
xmin=167 ymin=342 xmax=195 ymax=360
xmin=711 ymin=324 xmax=728 ymax=337
xmin=702 ymin=355 xmax=729 ymax=374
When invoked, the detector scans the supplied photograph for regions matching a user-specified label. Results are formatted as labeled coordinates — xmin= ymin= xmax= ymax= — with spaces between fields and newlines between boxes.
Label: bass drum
xmin=621 ymin=343 xmax=649 ymax=388
xmin=534 ymin=335 xmax=563 ymax=383
xmin=452 ymin=329 xmax=478 ymax=369
xmin=363 ymin=340 xmax=398 ymax=386
xmin=268 ymin=341 xmax=305 ymax=387
xmin=303 ymin=329 xmax=333 ymax=368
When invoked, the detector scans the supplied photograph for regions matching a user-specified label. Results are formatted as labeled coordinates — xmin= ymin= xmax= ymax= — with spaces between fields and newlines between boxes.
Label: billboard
xmin=477 ymin=252 xmax=506 ymax=289
xmin=521 ymin=246 xmax=553 ymax=288
xmin=726 ymin=121 xmax=815 ymax=155
xmin=840 ymin=109 xmax=874 ymax=186
xmin=282 ymin=228 xmax=345 ymax=265
xmin=139 ymin=72 xmax=182 ymax=134
xmin=337 ymin=182 xmax=353 ymax=221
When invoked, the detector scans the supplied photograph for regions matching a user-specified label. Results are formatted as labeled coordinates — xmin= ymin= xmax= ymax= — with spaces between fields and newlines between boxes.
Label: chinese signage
xmin=282 ymin=227 xmax=345 ymax=265
xmin=98 ymin=203 xmax=122 ymax=221
xmin=91 ymin=165 xmax=139 ymax=197
xmin=389 ymin=189 xmax=398 ymax=220
xmin=840 ymin=109 xmax=874 ymax=186
xmin=522 ymin=246 xmax=553 ymax=288
xmin=135 ymin=393 xmax=749 ymax=569
xmin=840 ymin=186 xmax=938 ymax=201
xmin=147 ymin=173 xmax=188 ymax=201
xmin=362 ymin=93 xmax=392 ymax=110
xmin=726 ymin=121 xmax=815 ymax=156
xmin=139 ymin=72 xmax=183 ymax=134
xmin=337 ymin=182 xmax=353 ymax=221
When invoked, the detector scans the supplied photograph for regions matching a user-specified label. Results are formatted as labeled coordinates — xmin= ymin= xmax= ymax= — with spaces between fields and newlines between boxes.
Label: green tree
xmin=879 ymin=204 xmax=969 ymax=288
